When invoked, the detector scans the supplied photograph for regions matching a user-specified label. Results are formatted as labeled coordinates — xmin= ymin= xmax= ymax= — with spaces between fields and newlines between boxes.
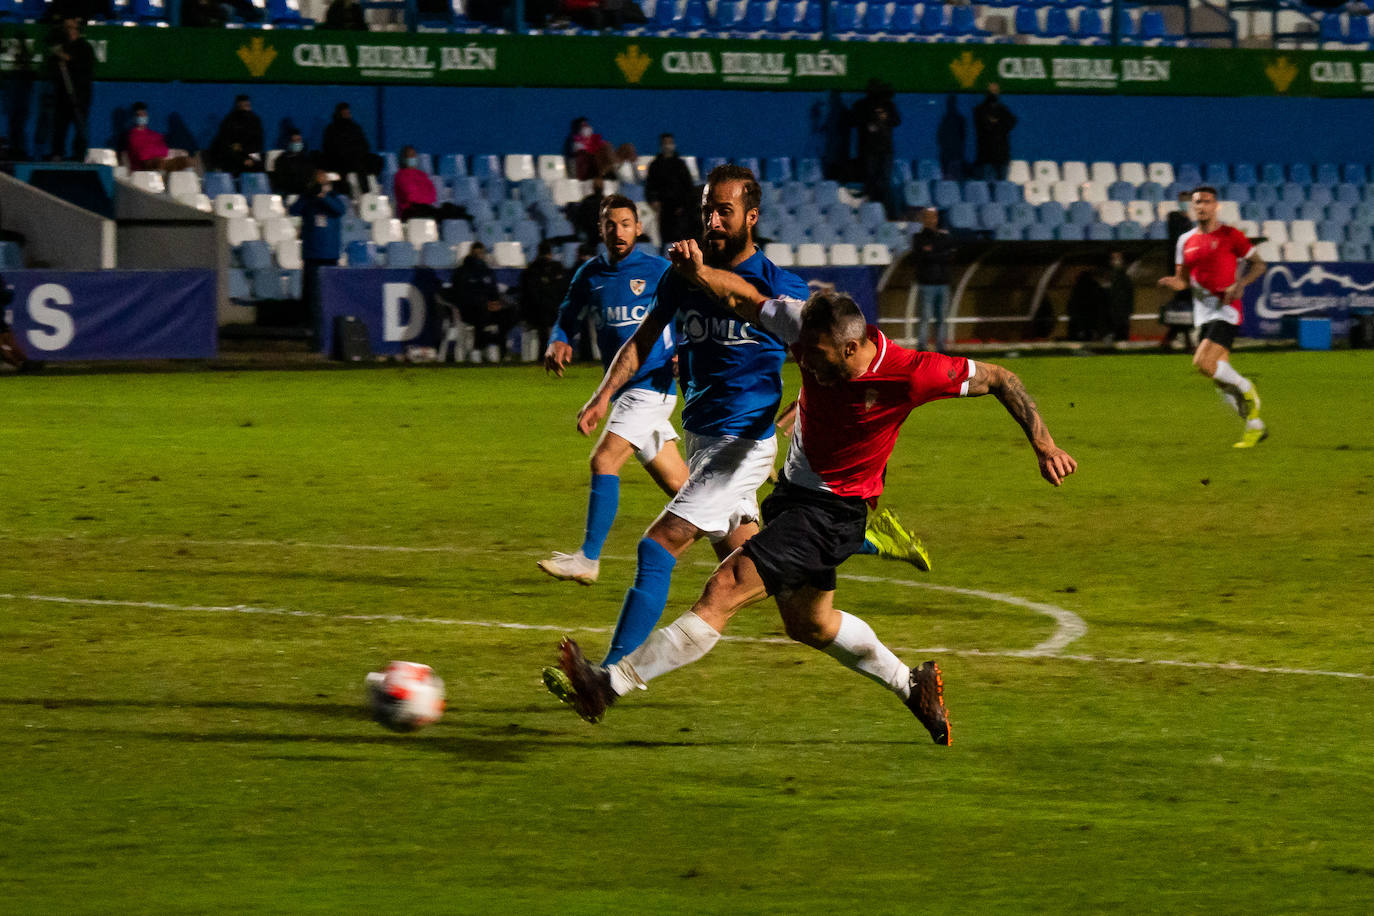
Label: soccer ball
xmin=365 ymin=661 xmax=446 ymax=732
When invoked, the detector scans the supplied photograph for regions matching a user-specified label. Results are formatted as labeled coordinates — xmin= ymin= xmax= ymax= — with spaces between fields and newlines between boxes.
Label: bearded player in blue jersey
xmin=538 ymin=194 xmax=689 ymax=586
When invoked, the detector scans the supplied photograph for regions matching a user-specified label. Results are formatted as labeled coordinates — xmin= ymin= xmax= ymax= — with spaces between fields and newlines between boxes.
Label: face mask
xmin=134 ymin=115 xmax=149 ymax=127
xmin=288 ymin=141 xmax=304 ymax=153
xmin=404 ymin=156 xmax=419 ymax=169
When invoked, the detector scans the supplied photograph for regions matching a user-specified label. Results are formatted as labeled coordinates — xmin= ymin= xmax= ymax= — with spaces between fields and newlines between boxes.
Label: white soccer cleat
xmin=537 ymin=550 xmax=600 ymax=585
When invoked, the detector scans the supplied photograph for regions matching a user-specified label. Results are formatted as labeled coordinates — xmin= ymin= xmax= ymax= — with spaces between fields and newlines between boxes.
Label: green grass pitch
xmin=2 ymin=351 xmax=1373 ymax=913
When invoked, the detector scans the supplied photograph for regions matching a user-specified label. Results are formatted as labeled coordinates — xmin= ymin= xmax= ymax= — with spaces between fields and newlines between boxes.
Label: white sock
xmin=1211 ymin=360 xmax=1252 ymax=394
xmin=608 ymin=611 xmax=721 ymax=696
xmin=820 ymin=611 xmax=911 ymax=700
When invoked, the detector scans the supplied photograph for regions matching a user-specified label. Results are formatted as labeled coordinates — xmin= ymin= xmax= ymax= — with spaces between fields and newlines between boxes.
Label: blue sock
xmin=579 ymin=473 xmax=620 ymax=561
xmin=602 ymin=537 xmax=677 ymax=665
xmin=857 ymin=538 xmax=878 ymax=555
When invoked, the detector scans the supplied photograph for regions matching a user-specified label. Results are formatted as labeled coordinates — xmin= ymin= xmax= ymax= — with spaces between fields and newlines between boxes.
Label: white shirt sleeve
xmin=755 ymin=297 xmax=806 ymax=345
xmin=960 ymin=359 xmax=977 ymax=397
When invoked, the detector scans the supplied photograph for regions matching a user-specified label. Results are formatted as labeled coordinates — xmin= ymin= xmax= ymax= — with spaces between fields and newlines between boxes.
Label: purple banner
xmin=1242 ymin=262 xmax=1374 ymax=339
xmin=3 ymin=270 xmax=216 ymax=360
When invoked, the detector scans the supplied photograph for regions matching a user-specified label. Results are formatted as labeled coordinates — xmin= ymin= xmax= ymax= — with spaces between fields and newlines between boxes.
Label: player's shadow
xmin=0 ymin=696 xmax=360 ymax=717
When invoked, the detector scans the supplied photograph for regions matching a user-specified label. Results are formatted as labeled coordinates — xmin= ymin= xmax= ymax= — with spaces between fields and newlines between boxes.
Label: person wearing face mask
xmin=124 ymin=102 xmax=196 ymax=174
xmin=563 ymin=117 xmax=614 ymax=181
xmin=208 ymin=94 xmax=265 ymax=176
xmin=391 ymin=144 xmax=470 ymax=224
xmin=645 ymin=132 xmax=698 ymax=247
xmin=271 ymin=130 xmax=316 ymax=196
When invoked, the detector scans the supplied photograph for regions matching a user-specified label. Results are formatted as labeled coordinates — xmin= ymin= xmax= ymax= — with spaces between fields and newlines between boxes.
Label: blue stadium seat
xmin=438 ymin=154 xmax=467 ymax=179
xmin=1138 ymin=10 xmax=1167 ymax=41
xmin=1270 ymin=201 xmax=1299 ymax=221
xmin=918 ymin=2 xmax=946 ymax=34
xmin=1348 ymin=14 xmax=1371 ymax=43
xmin=683 ymin=0 xmax=708 ymax=29
xmin=204 ymin=172 xmax=235 ymax=198
xmin=794 ymin=158 xmax=823 ymax=184
xmin=238 ymin=240 xmax=273 ymax=270
xmin=735 ymin=156 xmax=761 ymax=177
xmin=948 ymin=203 xmax=978 ymax=230
xmin=1346 ymin=223 xmax=1373 ymax=245
xmin=812 ymin=180 xmax=841 ymax=210
xmin=1086 ymin=222 xmax=1114 ymax=241
xmin=1260 ymin=162 xmax=1285 ymax=185
xmin=1076 ymin=7 xmax=1105 ymax=41
xmin=1107 ymin=181 xmax=1135 ymax=202
xmin=1289 ymin=162 xmax=1313 ymax=184
xmin=480 ymin=176 xmax=507 ymax=201
xmin=808 ymin=222 xmax=839 ymax=246
xmin=1231 ymin=162 xmax=1258 ymax=185
xmin=1317 ymin=220 xmax=1345 ymax=242
xmin=252 ymin=269 xmax=285 ymax=300
xmin=0 ymin=240 xmax=23 ymax=269
xmin=1341 ymin=242 xmax=1369 ymax=261
xmin=915 ymin=159 xmax=941 ymax=182
xmin=892 ymin=159 xmax=913 ymax=186
xmin=131 ymin=0 xmax=168 ymax=23
xmin=904 ymin=180 xmax=931 ymax=208
xmin=702 ymin=156 xmax=729 ymax=175
xmin=1025 ymin=223 xmax=1054 ymax=241
xmin=859 ymin=0 xmax=888 ymax=33
xmin=1342 ymin=163 xmax=1367 ymax=184
xmin=471 ymin=155 xmax=502 ymax=179
xmin=802 ymin=0 xmax=823 ymax=31
xmin=771 ymin=0 xmax=801 ymax=29
xmin=994 ymin=224 xmax=1024 ymax=241
xmin=1176 ymin=163 xmax=1203 ymax=187
xmin=1320 ymin=13 xmax=1344 ymax=43
xmin=766 ymin=157 xmax=793 ymax=183
xmin=228 ymin=268 xmax=251 ymax=300
xmin=1279 ymin=183 xmax=1307 ymax=205
xmin=1115 ymin=221 xmax=1144 ymax=240
xmin=268 ymin=0 xmax=309 ymax=25
xmin=962 ymin=181 xmax=991 ymax=206
xmin=712 ymin=0 xmax=744 ymax=28
xmin=1325 ymin=202 xmax=1353 ymax=224
xmin=742 ymin=0 xmax=770 ymax=30
xmin=384 ymin=241 xmax=417 ymax=268
xmin=1316 ymin=162 xmax=1341 ymax=186
xmin=420 ymin=241 xmax=456 ymax=268
xmin=1007 ymin=201 xmax=1036 ymax=227
xmin=992 ymin=181 xmax=1021 ymax=205
xmin=1036 ymin=201 xmax=1066 ymax=227
xmin=1145 ymin=220 xmax=1168 ymax=240
xmin=1066 ymin=200 xmax=1096 ymax=225
xmin=1054 ymin=223 xmax=1085 ymax=241
xmin=1252 ymin=184 xmax=1278 ymax=207
xmin=1239 ymin=202 xmax=1266 ymax=222
xmin=840 ymin=223 xmax=873 ymax=246
xmin=932 ymin=180 xmax=961 ymax=208
xmin=830 ymin=1 xmax=859 ymax=32
xmin=1137 ymin=182 xmax=1166 ymax=203
xmin=346 ymin=240 xmax=379 ymax=267
xmin=1355 ymin=201 xmax=1374 ymax=223
xmin=978 ymin=203 xmax=1007 ymax=229
xmin=1013 ymin=5 xmax=1040 ymax=37
xmin=888 ymin=2 xmax=916 ymax=34
xmin=1335 ymin=183 xmax=1361 ymax=206
xmin=858 ymin=201 xmax=887 ymax=228
xmin=1307 ymin=185 xmax=1334 ymax=207
xmin=1043 ymin=6 xmax=1071 ymax=38
xmin=511 ymin=219 xmax=542 ymax=253
xmin=948 ymin=4 xmax=982 ymax=36
xmin=1223 ymin=184 xmax=1252 ymax=204
xmin=1204 ymin=163 xmax=1229 ymax=185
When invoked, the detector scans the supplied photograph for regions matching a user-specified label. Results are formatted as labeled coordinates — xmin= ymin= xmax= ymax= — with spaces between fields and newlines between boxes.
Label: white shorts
xmin=666 ymin=431 xmax=777 ymax=542
xmin=604 ymin=387 xmax=679 ymax=464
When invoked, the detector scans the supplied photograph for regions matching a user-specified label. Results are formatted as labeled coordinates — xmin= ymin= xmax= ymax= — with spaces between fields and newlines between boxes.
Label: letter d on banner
xmin=27 ymin=283 xmax=76 ymax=351
xmin=382 ymin=283 xmax=427 ymax=343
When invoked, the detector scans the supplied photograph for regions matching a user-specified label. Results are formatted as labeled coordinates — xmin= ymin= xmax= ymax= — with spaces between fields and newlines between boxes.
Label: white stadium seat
xmin=265 ymin=148 xmax=283 ymax=172
xmin=276 ymin=238 xmax=303 ymax=270
xmin=1006 ymin=160 xmax=1032 ymax=184
xmin=537 ymin=154 xmax=567 ymax=182
xmin=795 ymin=243 xmax=827 ymax=267
xmin=861 ymin=243 xmax=893 ymax=266
xmin=1311 ymin=240 xmax=1339 ymax=261
xmin=129 ymin=170 xmax=165 ymax=194
xmin=1126 ymin=201 xmax=1154 ymax=224
xmin=552 ymin=179 xmax=583 ymax=207
xmin=166 ymin=171 xmax=200 ymax=198
xmin=215 ymin=193 xmax=250 ymax=219
xmin=370 ymin=218 xmax=403 ymax=245
xmin=1060 ymin=161 xmax=1089 ymax=185
xmin=492 ymin=240 xmax=527 ymax=267
xmin=185 ymin=192 xmax=213 ymax=213
xmin=260 ymin=217 xmax=296 ymax=246
xmin=1260 ymin=220 xmax=1289 ymax=245
xmin=681 ymin=155 xmax=701 ymax=183
xmin=1147 ymin=162 xmax=1175 ymax=186
xmin=405 ymin=218 xmax=439 ymax=247
xmin=1022 ymin=180 xmax=1052 ymax=206
xmin=1157 ymin=200 xmax=1181 ymax=221
xmin=1289 ymin=219 xmax=1318 ymax=244
xmin=828 ymin=243 xmax=860 ymax=266
xmin=1089 ymin=161 xmax=1118 ymax=185
xmin=1032 ymin=160 xmax=1061 ymax=184
xmin=85 ymin=148 xmax=118 ymax=167
xmin=1255 ymin=241 xmax=1282 ymax=262
xmin=1235 ymin=219 xmax=1260 ymax=239
xmin=1051 ymin=181 xmax=1080 ymax=204
xmin=763 ymin=242 xmax=795 ymax=267
xmin=360 ymin=194 xmax=393 ymax=222
xmin=225 ymin=217 xmax=260 ymax=246
xmin=1118 ymin=162 xmax=1147 ymax=185
xmin=251 ymin=194 xmax=286 ymax=222
xmin=1281 ymin=241 xmax=1311 ymax=261
xmin=1080 ymin=182 xmax=1108 ymax=205
xmin=504 ymin=154 xmax=536 ymax=183
xmin=1098 ymin=200 xmax=1127 ymax=226
xmin=1216 ymin=201 xmax=1241 ymax=224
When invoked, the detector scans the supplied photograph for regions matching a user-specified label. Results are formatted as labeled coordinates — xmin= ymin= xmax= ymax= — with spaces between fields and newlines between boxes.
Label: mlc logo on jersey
xmin=616 ymin=45 xmax=652 ymax=84
xmin=681 ymin=309 xmax=758 ymax=346
xmin=237 ymin=37 xmax=278 ymax=78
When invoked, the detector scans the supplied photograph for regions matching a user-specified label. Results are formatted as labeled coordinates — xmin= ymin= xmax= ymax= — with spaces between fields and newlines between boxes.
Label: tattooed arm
xmin=966 ymin=361 xmax=1078 ymax=487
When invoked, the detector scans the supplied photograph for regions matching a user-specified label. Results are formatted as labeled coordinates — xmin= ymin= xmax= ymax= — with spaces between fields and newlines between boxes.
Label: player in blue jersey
xmin=543 ymin=164 xmax=810 ymax=682
xmin=538 ymin=195 xmax=689 ymax=586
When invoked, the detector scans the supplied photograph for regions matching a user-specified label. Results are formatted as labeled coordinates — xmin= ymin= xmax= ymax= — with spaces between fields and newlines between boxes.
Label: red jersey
xmin=1176 ymin=224 xmax=1253 ymax=304
xmin=784 ymin=326 xmax=971 ymax=501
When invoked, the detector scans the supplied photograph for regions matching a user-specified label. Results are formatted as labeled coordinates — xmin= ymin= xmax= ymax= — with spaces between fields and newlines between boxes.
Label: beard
xmin=702 ymin=225 xmax=751 ymax=266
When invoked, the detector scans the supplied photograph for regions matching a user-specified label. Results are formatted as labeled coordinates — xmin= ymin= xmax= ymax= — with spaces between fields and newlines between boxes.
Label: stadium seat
xmin=1032 ymin=161 xmax=1060 ymax=184
xmin=239 ymin=172 xmax=270 ymax=197
xmin=795 ymin=242 xmax=826 ymax=266
xmin=1126 ymin=201 xmax=1154 ymax=225
xmin=504 ymin=154 xmax=536 ymax=183
xmin=1098 ymin=201 xmax=1127 ymax=226
xmin=1051 ymin=181 xmax=1080 ymax=205
xmin=1021 ymin=181 xmax=1051 ymax=206
xmin=763 ymin=242 xmax=795 ymax=267
xmin=259 ymin=217 xmax=295 ymax=246
xmin=1279 ymin=182 xmax=1307 ymax=205
xmin=904 ymin=181 xmax=931 ymax=209
xmin=85 ymin=148 xmax=118 ymax=167
xmin=1288 ymin=162 xmax=1313 ymax=185
xmin=1013 ymin=5 xmax=1039 ymax=38
xmin=917 ymin=2 xmax=946 ymax=34
xmin=165 ymin=171 xmax=200 ymax=199
xmin=1271 ymin=202 xmax=1299 ymax=222
xmin=1260 ymin=162 xmax=1285 ymax=185
xmin=471 ymin=155 xmax=502 ymax=180
xmin=441 ymin=219 xmax=475 ymax=246
xmin=1223 ymin=183 xmax=1252 ymax=204
xmin=948 ymin=4 xmax=981 ymax=36
xmin=1076 ymin=7 xmax=1106 ymax=41
xmin=1147 ymin=162 xmax=1175 ymax=186
xmin=808 ymin=222 xmax=840 ymax=247
xmin=860 ymin=243 xmax=893 ymax=266
xmin=1043 ymin=6 xmax=1072 ymax=38
xmin=828 ymin=243 xmax=860 ymax=266
xmin=1008 ymin=201 xmax=1036 ymax=227
xmin=1138 ymin=10 xmax=1167 ymax=41
xmin=227 ymin=268 xmax=251 ymax=300
xmin=1289 ymin=219 xmax=1318 ymax=244
xmin=383 ymin=240 xmax=417 ymax=268
xmin=371 ymin=218 xmax=403 ymax=245
xmin=251 ymin=269 xmax=286 ymax=301
xmin=1175 ymin=163 xmax=1202 ymax=187
xmin=340 ymin=241 xmax=374 ymax=267
xmin=1281 ymin=241 xmax=1312 ymax=261
xmin=933 ymin=181 xmax=961 ymax=208
xmin=416 ymin=241 xmax=454 ymax=269
xmin=1036 ymin=201 xmax=1066 ymax=227
xmin=1107 ymin=181 xmax=1136 ymax=203
xmin=1006 ymin=161 xmax=1032 ymax=185
xmin=994 ymin=225 xmax=1023 ymax=241
xmin=1137 ymin=182 xmax=1166 ymax=203
xmin=1086 ymin=222 xmax=1114 ymax=241
xmin=276 ymin=238 xmax=302 ymax=270
xmin=1301 ymin=203 xmax=1328 ymax=223
xmin=1341 ymin=241 xmax=1369 ymax=261
xmin=887 ymin=2 xmax=916 ymax=35
xmin=1260 ymin=220 xmax=1289 ymax=245
xmin=1240 ymin=204 xmax=1265 ymax=225
xmin=490 ymin=240 xmax=525 ymax=267
xmin=1342 ymin=163 xmax=1367 ymax=184
xmin=405 ymin=218 xmax=439 ymax=247
xmin=948 ymin=203 xmax=978 ymax=230
xmin=225 ymin=217 xmax=260 ymax=246
xmin=992 ymin=181 xmax=1022 ymax=205
xmin=129 ymin=170 xmax=165 ymax=194
xmin=267 ymin=0 xmax=308 ymax=25
xmin=1307 ymin=185 xmax=1334 ymax=208
xmin=250 ymin=194 xmax=286 ymax=222
xmin=1115 ymin=221 xmax=1145 ymax=240
xmin=237 ymin=239 xmax=273 ymax=270
xmin=1145 ymin=220 xmax=1168 ymax=240
xmin=978 ymin=203 xmax=1007 ymax=229
xmin=1091 ymin=162 xmax=1119 ymax=186
xmin=1204 ymin=163 xmax=1230 ymax=186
xmin=1066 ymin=201 xmax=1095 ymax=225
xmin=360 ymin=194 xmax=394 ymax=222
xmin=1025 ymin=223 xmax=1053 ymax=241
xmin=1346 ymin=223 xmax=1373 ymax=245
xmin=1216 ymin=201 xmax=1241 ymax=224
xmin=1054 ymin=224 xmax=1086 ymax=241
xmin=765 ymin=157 xmax=794 ymax=183
xmin=915 ymin=159 xmax=942 ymax=182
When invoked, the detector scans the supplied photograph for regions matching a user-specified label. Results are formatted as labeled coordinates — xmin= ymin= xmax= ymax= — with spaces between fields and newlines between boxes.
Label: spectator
xmin=124 ymin=102 xmax=196 ymax=173
xmin=645 ymin=132 xmax=697 ymax=246
xmin=451 ymin=242 xmax=518 ymax=363
xmin=850 ymin=79 xmax=902 ymax=218
xmin=561 ymin=0 xmax=646 ymax=28
xmin=208 ymin=95 xmax=265 ymax=176
xmin=519 ymin=240 xmax=571 ymax=355
xmin=391 ymin=145 xmax=470 ymax=223
xmin=47 ymin=17 xmax=94 ymax=162
xmin=563 ymin=117 xmax=614 ymax=181
xmin=936 ymin=93 xmax=966 ymax=182
xmin=910 ymin=207 xmax=956 ymax=352
xmin=570 ymin=176 xmax=606 ymax=244
xmin=973 ymin=82 xmax=1016 ymax=181
xmin=1065 ymin=267 xmax=1107 ymax=342
xmin=320 ymin=102 xmax=381 ymax=198
xmin=181 ymin=0 xmax=228 ymax=25
xmin=288 ymin=170 xmax=348 ymax=344
xmin=323 ymin=0 xmax=368 ymax=29
xmin=1106 ymin=250 xmax=1134 ymax=343
xmin=270 ymin=130 xmax=316 ymax=196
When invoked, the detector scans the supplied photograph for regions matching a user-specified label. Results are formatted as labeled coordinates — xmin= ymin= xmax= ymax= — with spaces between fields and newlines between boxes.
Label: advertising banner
xmin=317 ymin=266 xmax=449 ymax=356
xmin=3 ymin=270 xmax=216 ymax=360
xmin=4 ymin=24 xmax=1374 ymax=97
xmin=1241 ymin=261 xmax=1374 ymax=338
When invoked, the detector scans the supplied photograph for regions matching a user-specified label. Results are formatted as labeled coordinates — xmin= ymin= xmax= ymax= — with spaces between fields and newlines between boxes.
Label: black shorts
xmin=1199 ymin=319 xmax=1238 ymax=349
xmin=742 ymin=477 xmax=868 ymax=595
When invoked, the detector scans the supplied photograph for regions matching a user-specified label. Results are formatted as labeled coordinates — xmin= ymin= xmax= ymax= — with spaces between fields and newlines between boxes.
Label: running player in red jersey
xmin=552 ymin=239 xmax=1076 ymax=744
xmin=1158 ymin=185 xmax=1269 ymax=448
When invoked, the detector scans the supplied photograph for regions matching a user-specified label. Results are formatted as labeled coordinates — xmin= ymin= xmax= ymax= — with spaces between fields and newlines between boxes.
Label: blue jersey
xmin=649 ymin=247 xmax=810 ymax=439
xmin=552 ymin=247 xmax=676 ymax=398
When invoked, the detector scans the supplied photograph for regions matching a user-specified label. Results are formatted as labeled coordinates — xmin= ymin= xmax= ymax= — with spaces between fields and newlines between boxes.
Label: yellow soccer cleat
xmin=864 ymin=508 xmax=932 ymax=573
xmin=1233 ymin=425 xmax=1269 ymax=449
xmin=1242 ymin=386 xmax=1262 ymax=421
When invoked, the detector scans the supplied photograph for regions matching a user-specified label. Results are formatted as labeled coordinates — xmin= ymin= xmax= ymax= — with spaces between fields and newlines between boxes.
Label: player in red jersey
xmin=552 ymin=239 xmax=1076 ymax=744
xmin=1158 ymin=185 xmax=1269 ymax=448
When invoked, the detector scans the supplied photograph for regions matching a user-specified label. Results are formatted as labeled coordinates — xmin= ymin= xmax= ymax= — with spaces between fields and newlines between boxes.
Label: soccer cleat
xmin=542 ymin=666 xmax=575 ymax=706
xmin=905 ymin=661 xmax=951 ymax=745
xmin=1242 ymin=386 xmax=1261 ymax=421
xmin=537 ymin=550 xmax=600 ymax=585
xmin=1233 ymin=425 xmax=1269 ymax=449
xmin=557 ymin=637 xmax=616 ymax=724
xmin=864 ymin=508 xmax=932 ymax=573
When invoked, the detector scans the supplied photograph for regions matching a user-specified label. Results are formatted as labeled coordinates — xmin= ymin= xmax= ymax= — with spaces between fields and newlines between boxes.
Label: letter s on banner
xmin=26 ymin=283 xmax=76 ymax=351
xmin=382 ymin=282 xmax=427 ymax=342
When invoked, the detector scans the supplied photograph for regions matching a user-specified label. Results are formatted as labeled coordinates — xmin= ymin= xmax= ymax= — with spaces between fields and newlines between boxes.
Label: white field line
xmin=2 ymin=591 xmax=1370 ymax=682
